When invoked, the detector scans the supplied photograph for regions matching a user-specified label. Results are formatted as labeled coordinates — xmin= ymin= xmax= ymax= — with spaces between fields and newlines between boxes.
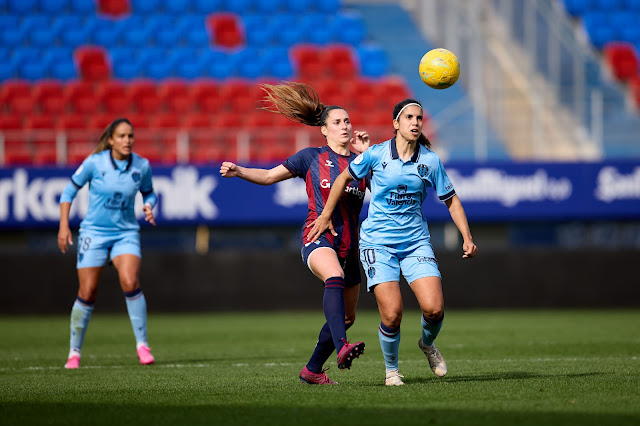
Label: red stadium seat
xmin=98 ymin=0 xmax=130 ymax=16
xmin=324 ymin=44 xmax=359 ymax=79
xmin=58 ymin=114 xmax=87 ymax=130
xmin=24 ymin=115 xmax=56 ymax=129
xmin=192 ymin=79 xmax=223 ymax=113
xmin=64 ymin=80 xmax=99 ymax=114
xmin=7 ymin=93 xmax=37 ymax=115
xmin=246 ymin=111 xmax=275 ymax=128
xmin=0 ymin=80 xmax=31 ymax=105
xmin=158 ymin=79 xmax=193 ymax=113
xmin=207 ymin=13 xmax=245 ymax=49
xmin=129 ymin=79 xmax=162 ymax=113
xmin=603 ymin=42 xmax=639 ymax=81
xmin=630 ymin=75 xmax=640 ymax=108
xmin=0 ymin=114 xmax=24 ymax=130
xmin=291 ymin=44 xmax=325 ymax=79
xmin=3 ymin=142 xmax=33 ymax=166
xmin=75 ymin=46 xmax=111 ymax=81
xmin=183 ymin=113 xmax=213 ymax=129
xmin=96 ymin=80 xmax=133 ymax=114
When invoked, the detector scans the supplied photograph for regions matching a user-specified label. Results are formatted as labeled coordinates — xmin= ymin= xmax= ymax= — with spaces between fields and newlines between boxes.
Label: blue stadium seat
xmin=256 ymin=0 xmax=285 ymax=13
xmin=286 ymin=0 xmax=313 ymax=13
xmin=11 ymin=47 xmax=40 ymax=69
xmin=202 ymin=49 xmax=234 ymax=79
xmin=0 ymin=62 xmax=16 ymax=81
xmin=330 ymin=13 xmax=366 ymax=45
xmin=315 ymin=0 xmax=341 ymax=13
xmin=227 ymin=0 xmax=252 ymax=14
xmin=165 ymin=0 xmax=192 ymax=14
xmin=8 ymin=0 xmax=38 ymax=14
xmin=1 ymin=20 xmax=26 ymax=46
xmin=195 ymin=0 xmax=224 ymax=14
xmin=70 ymin=0 xmax=96 ymax=14
xmin=41 ymin=0 xmax=70 ymax=14
xmin=235 ymin=48 xmax=268 ymax=79
xmin=110 ymin=47 xmax=143 ymax=79
xmin=130 ymin=0 xmax=162 ymax=14
xmin=300 ymin=13 xmax=330 ymax=45
xmin=243 ymin=14 xmax=276 ymax=47
xmin=19 ymin=61 xmax=48 ymax=81
xmin=625 ymin=0 xmax=640 ymax=12
xmin=21 ymin=15 xmax=51 ymax=34
xmin=582 ymin=11 xmax=615 ymax=48
xmin=592 ymin=0 xmax=624 ymax=10
xmin=262 ymin=47 xmax=294 ymax=79
xmin=562 ymin=0 xmax=592 ymax=17
xmin=357 ymin=44 xmax=389 ymax=78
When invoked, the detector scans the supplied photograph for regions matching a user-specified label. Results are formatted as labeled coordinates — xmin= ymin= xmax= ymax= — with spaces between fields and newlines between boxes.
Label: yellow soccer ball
xmin=419 ymin=48 xmax=460 ymax=89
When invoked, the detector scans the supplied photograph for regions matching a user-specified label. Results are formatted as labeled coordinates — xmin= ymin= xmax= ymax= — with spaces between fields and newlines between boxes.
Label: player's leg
xmin=411 ymin=276 xmax=447 ymax=377
xmin=111 ymin=233 xmax=153 ymax=365
xmin=65 ymin=231 xmax=108 ymax=369
xmin=373 ymin=281 xmax=405 ymax=385
xmin=66 ymin=266 xmax=102 ymax=369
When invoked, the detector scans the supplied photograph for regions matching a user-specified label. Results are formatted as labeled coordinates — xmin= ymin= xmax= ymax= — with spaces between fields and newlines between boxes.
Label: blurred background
xmin=1 ymin=0 xmax=639 ymax=313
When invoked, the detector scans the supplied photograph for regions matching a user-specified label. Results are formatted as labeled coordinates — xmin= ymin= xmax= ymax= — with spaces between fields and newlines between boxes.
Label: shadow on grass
xmin=408 ymin=371 xmax=607 ymax=384
xmin=1 ymin=402 xmax=638 ymax=426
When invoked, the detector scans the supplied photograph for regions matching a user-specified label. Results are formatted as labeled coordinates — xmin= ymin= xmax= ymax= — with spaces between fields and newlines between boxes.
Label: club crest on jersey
xmin=367 ymin=267 xmax=376 ymax=278
xmin=397 ymin=184 xmax=407 ymax=194
xmin=132 ymin=171 xmax=141 ymax=182
xmin=417 ymin=164 xmax=428 ymax=177
xmin=325 ymin=160 xmax=334 ymax=167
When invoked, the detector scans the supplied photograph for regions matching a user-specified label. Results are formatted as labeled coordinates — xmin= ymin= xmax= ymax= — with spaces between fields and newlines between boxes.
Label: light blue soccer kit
xmin=348 ymin=137 xmax=455 ymax=290
xmin=60 ymin=150 xmax=157 ymax=357
xmin=348 ymin=137 xmax=455 ymax=374
xmin=60 ymin=150 xmax=157 ymax=267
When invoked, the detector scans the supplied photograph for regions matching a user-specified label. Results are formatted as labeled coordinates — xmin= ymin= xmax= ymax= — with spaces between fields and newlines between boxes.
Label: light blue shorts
xmin=77 ymin=230 xmax=141 ymax=268
xmin=359 ymin=241 xmax=441 ymax=292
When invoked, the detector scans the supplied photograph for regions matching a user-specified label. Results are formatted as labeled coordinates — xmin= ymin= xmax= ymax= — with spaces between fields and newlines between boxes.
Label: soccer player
xmin=57 ymin=118 xmax=158 ymax=369
xmin=307 ymin=99 xmax=478 ymax=386
xmin=219 ymin=82 xmax=368 ymax=384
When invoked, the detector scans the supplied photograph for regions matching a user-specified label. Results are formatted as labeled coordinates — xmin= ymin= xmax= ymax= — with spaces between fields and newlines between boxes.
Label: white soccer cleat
xmin=384 ymin=370 xmax=405 ymax=386
xmin=418 ymin=339 xmax=447 ymax=377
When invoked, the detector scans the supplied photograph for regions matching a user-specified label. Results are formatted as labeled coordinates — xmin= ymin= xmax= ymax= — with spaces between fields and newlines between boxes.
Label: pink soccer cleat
xmin=136 ymin=345 xmax=155 ymax=365
xmin=336 ymin=338 xmax=365 ymax=370
xmin=299 ymin=366 xmax=338 ymax=385
xmin=64 ymin=355 xmax=80 ymax=369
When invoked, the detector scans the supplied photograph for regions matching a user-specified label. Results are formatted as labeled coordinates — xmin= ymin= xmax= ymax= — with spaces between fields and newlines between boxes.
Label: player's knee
xmin=423 ymin=309 xmax=444 ymax=323
xmin=381 ymin=310 xmax=402 ymax=328
xmin=119 ymin=278 xmax=139 ymax=293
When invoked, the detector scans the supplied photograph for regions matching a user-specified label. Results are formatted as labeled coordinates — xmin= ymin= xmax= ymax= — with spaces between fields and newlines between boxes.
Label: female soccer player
xmin=219 ymin=82 xmax=368 ymax=384
xmin=307 ymin=99 xmax=478 ymax=386
xmin=58 ymin=118 xmax=158 ymax=369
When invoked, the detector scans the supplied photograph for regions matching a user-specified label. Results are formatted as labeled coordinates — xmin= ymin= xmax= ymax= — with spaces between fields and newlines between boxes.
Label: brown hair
xmin=92 ymin=118 xmax=133 ymax=154
xmin=392 ymin=98 xmax=431 ymax=148
xmin=259 ymin=81 xmax=345 ymax=127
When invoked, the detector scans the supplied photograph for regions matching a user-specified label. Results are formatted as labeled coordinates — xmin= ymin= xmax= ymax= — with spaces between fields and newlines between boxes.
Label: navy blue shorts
xmin=301 ymin=235 xmax=361 ymax=287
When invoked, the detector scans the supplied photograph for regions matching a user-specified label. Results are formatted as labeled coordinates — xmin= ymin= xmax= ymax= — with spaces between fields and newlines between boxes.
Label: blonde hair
xmin=92 ymin=118 xmax=133 ymax=154
xmin=259 ymin=81 xmax=344 ymax=127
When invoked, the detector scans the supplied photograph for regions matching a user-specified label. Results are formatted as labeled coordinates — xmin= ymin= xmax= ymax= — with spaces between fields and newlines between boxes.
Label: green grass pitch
xmin=1 ymin=310 xmax=638 ymax=426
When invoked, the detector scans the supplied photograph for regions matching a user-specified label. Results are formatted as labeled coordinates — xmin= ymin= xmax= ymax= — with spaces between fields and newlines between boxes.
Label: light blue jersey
xmin=60 ymin=150 xmax=157 ymax=233
xmin=348 ymin=138 xmax=455 ymax=248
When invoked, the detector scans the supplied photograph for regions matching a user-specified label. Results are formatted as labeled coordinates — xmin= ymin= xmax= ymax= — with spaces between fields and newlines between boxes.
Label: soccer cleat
xmin=385 ymin=370 xmax=405 ymax=386
xmin=418 ymin=339 xmax=447 ymax=377
xmin=64 ymin=355 xmax=80 ymax=369
xmin=336 ymin=338 xmax=365 ymax=370
xmin=299 ymin=366 xmax=338 ymax=385
xmin=136 ymin=345 xmax=155 ymax=365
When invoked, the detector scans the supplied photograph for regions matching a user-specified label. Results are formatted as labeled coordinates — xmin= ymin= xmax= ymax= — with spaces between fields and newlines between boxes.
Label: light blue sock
xmin=420 ymin=313 xmax=444 ymax=346
xmin=69 ymin=297 xmax=94 ymax=353
xmin=378 ymin=322 xmax=401 ymax=372
xmin=124 ymin=289 xmax=148 ymax=345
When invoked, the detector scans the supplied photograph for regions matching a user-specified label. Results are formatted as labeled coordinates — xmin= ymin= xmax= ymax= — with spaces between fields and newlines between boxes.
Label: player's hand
xmin=143 ymin=203 xmax=156 ymax=226
xmin=350 ymin=131 xmax=370 ymax=154
xmin=462 ymin=240 xmax=478 ymax=258
xmin=306 ymin=214 xmax=337 ymax=242
xmin=220 ymin=161 xmax=239 ymax=178
xmin=57 ymin=226 xmax=73 ymax=254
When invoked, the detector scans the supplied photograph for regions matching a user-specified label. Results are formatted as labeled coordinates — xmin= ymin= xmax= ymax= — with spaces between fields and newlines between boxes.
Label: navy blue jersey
xmin=60 ymin=150 xmax=157 ymax=233
xmin=283 ymin=146 xmax=368 ymax=257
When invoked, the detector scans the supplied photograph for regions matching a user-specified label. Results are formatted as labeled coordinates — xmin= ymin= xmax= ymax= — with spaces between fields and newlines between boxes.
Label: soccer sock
xmin=306 ymin=322 xmax=353 ymax=373
xmin=124 ymin=288 xmax=148 ymax=346
xmin=69 ymin=297 xmax=95 ymax=355
xmin=323 ymin=277 xmax=347 ymax=354
xmin=420 ymin=312 xmax=444 ymax=347
xmin=378 ymin=322 xmax=401 ymax=372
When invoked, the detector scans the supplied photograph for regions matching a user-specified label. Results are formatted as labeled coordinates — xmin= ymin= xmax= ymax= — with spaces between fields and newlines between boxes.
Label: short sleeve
xmin=348 ymin=148 xmax=374 ymax=180
xmin=432 ymin=158 xmax=456 ymax=201
xmin=70 ymin=156 xmax=96 ymax=188
xmin=282 ymin=148 xmax=312 ymax=178
xmin=140 ymin=160 xmax=154 ymax=194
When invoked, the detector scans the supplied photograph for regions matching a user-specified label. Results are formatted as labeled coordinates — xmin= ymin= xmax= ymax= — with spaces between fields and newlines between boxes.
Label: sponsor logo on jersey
xmin=325 ymin=160 xmax=334 ymax=168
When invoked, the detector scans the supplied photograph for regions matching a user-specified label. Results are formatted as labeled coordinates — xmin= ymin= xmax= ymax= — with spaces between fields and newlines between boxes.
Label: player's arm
xmin=219 ymin=162 xmax=293 ymax=185
xmin=306 ymin=168 xmax=354 ymax=242
xmin=58 ymin=202 xmax=73 ymax=254
xmin=445 ymin=195 xmax=478 ymax=259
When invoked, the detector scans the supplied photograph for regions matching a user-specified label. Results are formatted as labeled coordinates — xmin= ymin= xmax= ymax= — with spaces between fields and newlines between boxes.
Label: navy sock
xmin=306 ymin=322 xmax=353 ymax=373
xmin=323 ymin=276 xmax=347 ymax=354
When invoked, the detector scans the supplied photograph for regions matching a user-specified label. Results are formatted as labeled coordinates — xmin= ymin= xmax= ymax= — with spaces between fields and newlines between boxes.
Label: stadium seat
xmin=630 ymin=75 xmax=640 ymax=108
xmin=158 ymin=79 xmax=193 ymax=113
xmin=207 ymin=13 xmax=245 ymax=49
xmin=33 ymin=80 xmax=67 ymax=115
xmin=98 ymin=0 xmax=130 ymax=16
xmin=7 ymin=0 xmax=38 ymax=14
xmin=0 ymin=80 xmax=31 ymax=105
xmin=291 ymin=44 xmax=325 ymax=79
xmin=41 ymin=0 xmax=70 ymax=13
xmin=129 ymin=79 xmax=162 ymax=113
xmin=0 ymin=114 xmax=24 ymax=130
xmin=329 ymin=13 xmax=366 ymax=45
xmin=192 ymin=79 xmax=223 ymax=113
xmin=357 ymin=44 xmax=390 ymax=78
xmin=75 ymin=46 xmax=111 ymax=81
xmin=3 ymin=142 xmax=33 ymax=166
xmin=70 ymin=0 xmax=97 ymax=14
xmin=64 ymin=80 xmax=99 ymax=114
xmin=603 ymin=42 xmax=639 ymax=81
xmin=255 ymin=0 xmax=286 ymax=13
xmin=58 ymin=114 xmax=88 ymax=130
xmin=183 ymin=113 xmax=213 ymax=129
xmin=96 ymin=80 xmax=133 ymax=114
xmin=325 ymin=44 xmax=358 ymax=78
